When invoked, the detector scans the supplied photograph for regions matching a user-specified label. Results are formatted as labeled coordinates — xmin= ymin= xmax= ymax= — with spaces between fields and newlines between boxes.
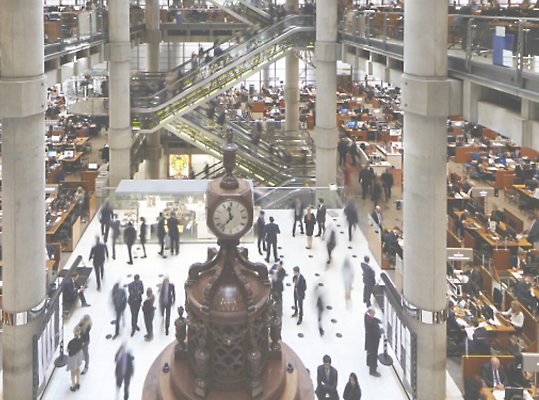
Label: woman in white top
xmin=501 ymin=300 xmax=524 ymax=330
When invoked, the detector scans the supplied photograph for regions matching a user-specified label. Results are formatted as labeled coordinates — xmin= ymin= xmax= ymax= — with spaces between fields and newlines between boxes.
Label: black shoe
xmin=112 ymin=256 xmax=116 ymax=260
xmin=131 ymin=330 xmax=135 ymax=337
xmin=315 ymin=234 xmax=321 ymax=237
xmin=70 ymin=386 xmax=76 ymax=392
xmin=158 ymin=252 xmax=163 ymax=256
xmin=301 ymin=232 xmax=304 ymax=235
xmin=136 ymin=326 xmax=140 ymax=331
xmin=259 ymin=251 xmax=262 ymax=255
xmin=265 ymin=259 xmax=270 ymax=263
xmin=82 ymin=303 xmax=91 ymax=307
xmin=145 ymin=336 xmax=152 ymax=342
xmin=319 ymin=328 xmax=324 ymax=336
xmin=370 ymin=371 xmax=381 ymax=377
xmin=75 ymin=384 xmax=80 ymax=390
xmin=112 ymin=333 xmax=119 ymax=340
xmin=291 ymin=313 xmax=298 ymax=317
xmin=127 ymin=261 xmax=133 ymax=265
xmin=142 ymin=255 xmax=147 ymax=259
xmin=297 ymin=319 xmax=302 ymax=325
xmin=81 ymin=367 xmax=88 ymax=375
xmin=293 ymin=234 xmax=295 ymax=237
xmin=166 ymin=328 xmax=169 ymax=336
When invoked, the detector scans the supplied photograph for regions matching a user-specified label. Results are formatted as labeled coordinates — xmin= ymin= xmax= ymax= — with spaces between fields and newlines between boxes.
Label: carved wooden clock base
xmin=141 ymin=342 xmax=314 ymax=400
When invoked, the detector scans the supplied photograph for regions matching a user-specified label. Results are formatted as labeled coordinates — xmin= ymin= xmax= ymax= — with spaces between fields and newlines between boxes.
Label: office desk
xmin=452 ymin=145 xmax=482 ymax=163
xmin=58 ymin=151 xmax=83 ymax=164
xmin=46 ymin=203 xmax=76 ymax=240
xmin=514 ymin=185 xmax=535 ymax=205
xmin=485 ymin=388 xmax=534 ymax=400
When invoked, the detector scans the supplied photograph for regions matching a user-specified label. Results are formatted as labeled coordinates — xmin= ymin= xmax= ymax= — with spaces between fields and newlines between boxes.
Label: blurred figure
xmin=167 ymin=212 xmax=180 ymax=256
xmin=292 ymin=197 xmax=305 ymax=237
xmin=100 ymin=200 xmax=114 ymax=242
xmin=143 ymin=287 xmax=156 ymax=342
xmin=315 ymin=284 xmax=325 ymax=336
xmin=316 ymin=198 xmax=326 ymax=237
xmin=270 ymin=261 xmax=286 ymax=316
xmin=304 ymin=206 xmax=316 ymax=249
xmin=159 ymin=277 xmax=176 ymax=335
xmin=257 ymin=210 xmax=266 ymax=255
xmin=157 ymin=212 xmax=167 ymax=256
xmin=139 ymin=217 xmax=147 ymax=258
xmin=381 ymin=168 xmax=394 ymax=200
xmin=89 ymin=236 xmax=108 ymax=291
xmin=123 ymin=222 xmax=137 ymax=265
xmin=115 ymin=343 xmax=134 ymax=400
xmin=342 ymin=257 xmax=355 ymax=309
xmin=326 ymin=225 xmax=336 ymax=265
xmin=343 ymin=201 xmax=359 ymax=241
xmin=78 ymin=315 xmax=92 ymax=375
xmin=127 ymin=274 xmax=144 ymax=337
xmin=112 ymin=283 xmax=127 ymax=339
xmin=110 ymin=214 xmax=121 ymax=260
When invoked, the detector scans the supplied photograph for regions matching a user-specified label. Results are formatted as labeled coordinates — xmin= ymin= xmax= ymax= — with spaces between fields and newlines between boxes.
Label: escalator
xmin=130 ymin=15 xmax=315 ymax=134
xmin=206 ymin=0 xmax=272 ymax=26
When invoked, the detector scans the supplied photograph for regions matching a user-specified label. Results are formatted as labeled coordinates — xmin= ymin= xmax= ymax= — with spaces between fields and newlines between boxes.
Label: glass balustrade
xmin=44 ymin=9 xmax=108 ymax=50
xmin=208 ymin=0 xmax=271 ymax=25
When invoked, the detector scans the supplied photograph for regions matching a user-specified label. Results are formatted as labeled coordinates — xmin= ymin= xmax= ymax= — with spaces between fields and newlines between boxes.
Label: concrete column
xmin=521 ymin=99 xmax=538 ymax=148
xmin=401 ymin=0 xmax=448 ymax=399
xmin=262 ymin=66 xmax=270 ymax=88
xmin=462 ymin=79 xmax=481 ymax=122
xmin=107 ymin=0 xmax=132 ymax=187
xmin=145 ymin=130 xmax=164 ymax=179
xmin=0 ymin=1 xmax=47 ymax=398
xmin=314 ymin=0 xmax=338 ymax=187
xmin=146 ymin=0 xmax=161 ymax=72
xmin=285 ymin=54 xmax=300 ymax=135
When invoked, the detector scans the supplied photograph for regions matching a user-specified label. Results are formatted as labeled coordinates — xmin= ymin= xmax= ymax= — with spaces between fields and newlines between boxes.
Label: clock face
xmin=212 ymin=199 xmax=250 ymax=237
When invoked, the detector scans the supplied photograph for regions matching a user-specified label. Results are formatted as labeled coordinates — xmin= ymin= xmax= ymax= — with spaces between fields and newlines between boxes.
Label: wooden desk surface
xmin=514 ymin=185 xmax=534 ymax=200
xmin=46 ymin=202 xmax=75 ymax=237
xmin=485 ymin=388 xmax=535 ymax=400
xmin=58 ymin=151 xmax=83 ymax=163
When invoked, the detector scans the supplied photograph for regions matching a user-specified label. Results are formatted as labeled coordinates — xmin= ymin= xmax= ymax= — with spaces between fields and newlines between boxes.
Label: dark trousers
xmin=162 ymin=304 xmax=172 ymax=330
xmin=102 ymin=222 xmax=110 ymax=242
xmin=339 ymin=153 xmax=347 ymax=166
xmin=94 ymin=261 xmax=104 ymax=290
xmin=316 ymin=386 xmax=338 ymax=400
xmin=158 ymin=235 xmax=165 ymax=254
xmin=76 ymin=291 xmax=88 ymax=306
xmin=257 ymin=236 xmax=266 ymax=253
xmin=82 ymin=342 xmax=89 ymax=368
xmin=293 ymin=215 xmax=304 ymax=235
xmin=112 ymin=236 xmax=119 ymax=259
xmin=367 ymin=341 xmax=380 ymax=373
xmin=384 ymin=184 xmax=392 ymax=200
xmin=348 ymin=223 xmax=354 ymax=241
xmin=363 ymin=283 xmax=374 ymax=306
xmin=294 ymin=295 xmax=304 ymax=319
xmin=116 ymin=373 xmax=131 ymax=400
xmin=361 ymin=183 xmax=369 ymax=200
xmin=316 ymin=220 xmax=325 ymax=236
xmin=170 ymin=234 xmax=179 ymax=255
xmin=144 ymin=312 xmax=154 ymax=339
xmin=130 ymin=302 xmax=141 ymax=331
xmin=126 ymin=244 xmax=133 ymax=263
xmin=115 ymin=309 xmax=123 ymax=336
xmin=266 ymin=241 xmax=278 ymax=262
xmin=327 ymin=246 xmax=334 ymax=262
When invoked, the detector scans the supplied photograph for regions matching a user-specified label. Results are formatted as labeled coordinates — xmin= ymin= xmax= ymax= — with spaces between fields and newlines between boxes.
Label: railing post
xmin=517 ymin=20 xmax=525 ymax=87
xmin=367 ymin=14 xmax=371 ymax=46
xmin=383 ymin=13 xmax=388 ymax=48
xmin=465 ymin=17 xmax=473 ymax=73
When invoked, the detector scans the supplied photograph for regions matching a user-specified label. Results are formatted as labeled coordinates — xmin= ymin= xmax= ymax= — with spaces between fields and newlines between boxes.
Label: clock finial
xmin=220 ymin=128 xmax=239 ymax=189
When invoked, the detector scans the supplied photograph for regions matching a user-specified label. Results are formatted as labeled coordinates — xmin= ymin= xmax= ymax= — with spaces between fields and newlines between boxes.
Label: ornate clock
xmin=206 ymin=130 xmax=253 ymax=241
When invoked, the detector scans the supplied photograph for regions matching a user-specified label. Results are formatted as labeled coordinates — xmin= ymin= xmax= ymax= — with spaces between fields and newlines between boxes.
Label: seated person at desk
xmin=45 ymin=243 xmax=55 ymax=261
xmin=525 ymin=210 xmax=539 ymax=245
xmin=507 ymin=354 xmax=534 ymax=388
xmin=464 ymin=376 xmax=487 ymax=400
xmin=384 ymin=226 xmax=403 ymax=259
xmin=456 ymin=213 xmax=479 ymax=237
xmin=490 ymin=203 xmax=506 ymax=224
xmin=460 ymin=179 xmax=474 ymax=196
xmin=464 ymin=263 xmax=484 ymax=292
xmin=447 ymin=308 xmax=467 ymax=345
xmin=481 ymin=357 xmax=509 ymax=390
xmin=499 ymin=301 xmax=524 ymax=333
xmin=516 ymin=274 xmax=539 ymax=313
xmin=63 ymin=272 xmax=90 ymax=308
xmin=447 ymin=326 xmax=490 ymax=355
xmin=511 ymin=248 xmax=528 ymax=269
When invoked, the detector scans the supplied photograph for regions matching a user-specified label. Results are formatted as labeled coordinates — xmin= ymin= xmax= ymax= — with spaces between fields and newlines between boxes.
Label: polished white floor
xmin=41 ymin=209 xmax=463 ymax=400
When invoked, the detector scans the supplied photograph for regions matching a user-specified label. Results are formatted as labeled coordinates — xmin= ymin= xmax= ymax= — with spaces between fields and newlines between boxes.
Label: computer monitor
xmin=64 ymin=150 xmax=74 ymax=158
xmin=51 ymin=135 xmax=61 ymax=143
xmin=347 ymin=121 xmax=356 ymax=128
xmin=48 ymin=151 xmax=57 ymax=158
xmin=498 ymin=158 xmax=506 ymax=165
xmin=527 ymin=179 xmax=539 ymax=190
xmin=447 ymin=136 xmax=457 ymax=143
xmin=482 ymin=305 xmax=494 ymax=321
xmin=88 ymin=163 xmax=98 ymax=171
xmin=341 ymin=109 xmax=348 ymax=115
xmin=476 ymin=213 xmax=489 ymax=227
xmin=506 ymin=225 xmax=517 ymax=240
xmin=504 ymin=387 xmax=523 ymax=400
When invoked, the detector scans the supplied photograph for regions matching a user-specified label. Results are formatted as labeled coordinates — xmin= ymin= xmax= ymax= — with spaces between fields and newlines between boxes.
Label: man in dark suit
xmin=127 ymin=274 xmax=144 ymax=337
xmin=257 ymin=211 xmax=266 ymax=255
xmin=527 ymin=210 xmax=539 ymax=245
xmin=365 ymin=307 xmax=382 ymax=377
xmin=167 ymin=212 xmax=180 ymax=255
xmin=359 ymin=165 xmax=372 ymax=200
xmin=115 ymin=344 xmax=134 ymax=400
xmin=159 ymin=278 xmax=176 ymax=335
xmin=315 ymin=198 xmax=326 ymax=237
xmin=372 ymin=177 xmax=382 ymax=206
xmin=511 ymin=248 xmax=527 ymax=269
xmin=270 ymin=261 xmax=286 ymax=316
xmin=291 ymin=266 xmax=306 ymax=325
xmin=385 ymin=227 xmax=403 ymax=258
xmin=89 ymin=236 xmax=108 ymax=291
xmin=110 ymin=214 xmax=121 ymax=260
xmin=337 ymin=137 xmax=348 ymax=166
xmin=157 ymin=212 xmax=167 ymax=256
xmin=315 ymin=355 xmax=338 ymax=400
xmin=100 ymin=200 xmax=114 ymax=242
xmin=371 ymin=205 xmax=383 ymax=229
xmin=123 ymin=222 xmax=137 ymax=265
xmin=292 ymin=198 xmax=305 ymax=237
xmin=381 ymin=168 xmax=394 ymax=200
xmin=63 ymin=272 xmax=90 ymax=307
xmin=361 ymin=256 xmax=376 ymax=307
xmin=464 ymin=263 xmax=483 ymax=292
xmin=490 ymin=203 xmax=506 ymax=224
xmin=265 ymin=216 xmax=280 ymax=263
xmin=517 ymin=274 xmax=538 ymax=313
xmin=481 ymin=357 xmax=509 ymax=389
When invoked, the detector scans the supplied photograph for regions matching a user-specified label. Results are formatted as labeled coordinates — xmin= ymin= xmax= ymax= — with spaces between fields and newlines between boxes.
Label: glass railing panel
xmin=522 ymin=20 xmax=539 ymax=73
xmin=44 ymin=14 xmax=62 ymax=45
xmin=130 ymin=8 xmax=145 ymax=27
xmin=386 ymin=13 xmax=403 ymax=42
xmin=61 ymin=12 xmax=79 ymax=44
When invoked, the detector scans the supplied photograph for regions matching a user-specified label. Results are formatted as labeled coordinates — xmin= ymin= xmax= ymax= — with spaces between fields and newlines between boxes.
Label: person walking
xmin=316 ymin=198 xmax=326 ymax=237
xmin=123 ymin=222 xmax=137 ymax=265
xmin=167 ymin=212 xmax=180 ymax=256
xmin=128 ymin=274 xmax=144 ymax=337
xmin=372 ymin=177 xmax=382 ymax=206
xmin=159 ymin=277 xmax=176 ymax=335
xmin=139 ymin=217 xmax=147 ymax=258
xmin=115 ymin=343 xmax=134 ymax=400
xmin=292 ymin=266 xmax=306 ymax=325
xmin=270 ymin=261 xmax=286 ymax=316
xmin=112 ymin=283 xmax=127 ymax=339
xmin=326 ymin=227 xmax=336 ymax=265
xmin=358 ymin=165 xmax=372 ymax=200
xmin=365 ymin=306 xmax=383 ymax=377
xmin=338 ymin=137 xmax=349 ymax=166
xmin=315 ymin=355 xmax=339 ymax=400
xmin=292 ymin=197 xmax=305 ymax=237
xmin=381 ymin=168 xmax=394 ymax=200
xmin=100 ymin=200 xmax=114 ymax=242
xmin=157 ymin=212 xmax=167 ymax=256
xmin=110 ymin=214 xmax=121 ymax=260
xmin=78 ymin=315 xmax=92 ymax=375
xmin=343 ymin=373 xmax=362 ymax=400
xmin=315 ymin=285 xmax=325 ymax=336
xmin=257 ymin=210 xmax=266 ymax=255
xmin=89 ymin=236 xmax=109 ymax=291
xmin=143 ymin=287 xmax=156 ymax=341
xmin=344 ymin=200 xmax=359 ymax=242
xmin=66 ymin=326 xmax=84 ymax=392
xmin=361 ymin=256 xmax=376 ymax=307
xmin=264 ymin=216 xmax=280 ymax=263
xmin=343 ymin=257 xmax=355 ymax=309
xmin=304 ymin=207 xmax=316 ymax=249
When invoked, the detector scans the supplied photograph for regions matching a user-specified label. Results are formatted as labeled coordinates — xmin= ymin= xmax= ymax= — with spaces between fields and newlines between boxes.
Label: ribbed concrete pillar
xmin=0 ymin=1 xmax=47 ymax=398
xmin=108 ymin=0 xmax=132 ymax=187
xmin=462 ymin=79 xmax=481 ymax=123
xmin=285 ymin=54 xmax=300 ymax=135
xmin=145 ymin=130 xmax=164 ymax=179
xmin=146 ymin=0 xmax=161 ymax=72
xmin=314 ymin=0 xmax=338 ymax=187
xmin=262 ymin=67 xmax=270 ymax=87
xmin=401 ymin=0 xmax=448 ymax=399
